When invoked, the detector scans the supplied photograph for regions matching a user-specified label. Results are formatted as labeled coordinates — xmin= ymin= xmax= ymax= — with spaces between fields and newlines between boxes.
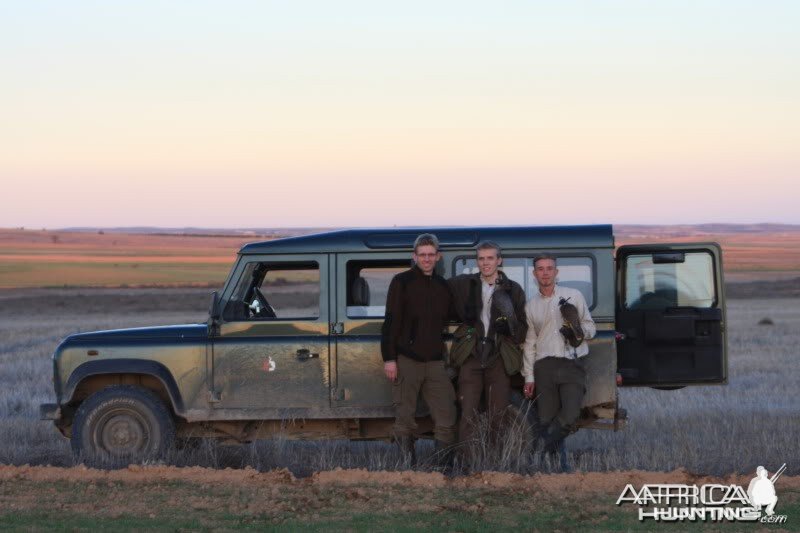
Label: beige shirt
xmin=522 ymin=284 xmax=596 ymax=383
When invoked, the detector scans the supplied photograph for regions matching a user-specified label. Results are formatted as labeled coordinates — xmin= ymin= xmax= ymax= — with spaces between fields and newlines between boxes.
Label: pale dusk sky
xmin=2 ymin=1 xmax=798 ymax=228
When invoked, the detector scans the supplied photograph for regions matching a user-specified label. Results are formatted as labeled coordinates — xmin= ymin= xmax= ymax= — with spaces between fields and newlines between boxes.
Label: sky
xmin=1 ymin=1 xmax=798 ymax=228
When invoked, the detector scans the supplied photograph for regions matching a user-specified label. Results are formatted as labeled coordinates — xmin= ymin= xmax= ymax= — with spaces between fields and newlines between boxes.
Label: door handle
xmin=296 ymin=348 xmax=319 ymax=361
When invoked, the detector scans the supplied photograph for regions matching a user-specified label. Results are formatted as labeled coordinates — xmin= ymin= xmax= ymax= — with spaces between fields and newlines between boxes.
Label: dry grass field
xmin=2 ymin=225 xmax=800 ymax=288
xmin=0 ymin=288 xmax=796 ymax=476
xmin=615 ymin=224 xmax=800 ymax=282
xmin=0 ymin=227 xmax=798 ymax=528
xmin=0 ymin=289 xmax=798 ymax=529
xmin=0 ymin=228 xmax=251 ymax=288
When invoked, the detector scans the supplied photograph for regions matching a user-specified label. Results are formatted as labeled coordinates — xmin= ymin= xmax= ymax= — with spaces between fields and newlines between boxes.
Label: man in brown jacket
xmin=448 ymin=241 xmax=528 ymax=452
xmin=381 ymin=233 xmax=457 ymax=466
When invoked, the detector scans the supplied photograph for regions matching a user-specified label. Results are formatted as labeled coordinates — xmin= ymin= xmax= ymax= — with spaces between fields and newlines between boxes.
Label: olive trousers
xmin=457 ymin=355 xmax=510 ymax=446
xmin=392 ymin=354 xmax=457 ymax=444
xmin=534 ymin=356 xmax=586 ymax=429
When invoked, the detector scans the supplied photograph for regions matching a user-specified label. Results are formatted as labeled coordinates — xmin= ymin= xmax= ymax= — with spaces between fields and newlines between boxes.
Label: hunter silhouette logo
xmin=617 ymin=463 xmax=788 ymax=523
xmin=747 ymin=464 xmax=785 ymax=517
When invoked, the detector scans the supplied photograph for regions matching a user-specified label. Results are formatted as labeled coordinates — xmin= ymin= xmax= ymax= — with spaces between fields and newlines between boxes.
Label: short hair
xmin=476 ymin=240 xmax=501 ymax=258
xmin=413 ymin=233 xmax=440 ymax=252
xmin=533 ymin=253 xmax=557 ymax=267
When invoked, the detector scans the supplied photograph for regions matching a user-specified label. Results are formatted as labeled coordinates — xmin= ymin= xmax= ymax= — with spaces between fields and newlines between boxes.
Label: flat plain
xmin=1 ymin=227 xmax=798 ymax=529
xmin=1 ymin=292 xmax=798 ymax=529
xmin=0 ymin=289 xmax=796 ymax=474
xmin=3 ymin=224 xmax=800 ymax=288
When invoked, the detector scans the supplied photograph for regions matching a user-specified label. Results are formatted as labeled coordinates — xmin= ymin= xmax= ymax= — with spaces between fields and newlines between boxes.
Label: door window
xmin=624 ymin=252 xmax=716 ymax=309
xmin=224 ymin=261 xmax=320 ymax=320
xmin=345 ymin=260 xmax=410 ymax=318
xmin=455 ymin=255 xmax=595 ymax=307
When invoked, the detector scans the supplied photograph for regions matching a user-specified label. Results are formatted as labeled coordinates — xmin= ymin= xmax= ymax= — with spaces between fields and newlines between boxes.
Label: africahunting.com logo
xmin=616 ymin=464 xmax=788 ymax=523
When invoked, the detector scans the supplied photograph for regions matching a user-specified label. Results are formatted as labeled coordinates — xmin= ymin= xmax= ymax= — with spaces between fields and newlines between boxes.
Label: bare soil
xmin=1 ymin=465 xmax=796 ymax=531
xmin=2 ymin=464 xmax=798 ymax=494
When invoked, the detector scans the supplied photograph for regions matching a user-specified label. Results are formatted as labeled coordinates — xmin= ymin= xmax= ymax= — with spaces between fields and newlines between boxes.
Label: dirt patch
xmin=0 ymin=464 xmax=295 ymax=486
xmin=312 ymin=467 xmax=448 ymax=488
xmin=2 ymin=465 xmax=797 ymax=530
xmin=3 ymin=464 xmax=797 ymax=493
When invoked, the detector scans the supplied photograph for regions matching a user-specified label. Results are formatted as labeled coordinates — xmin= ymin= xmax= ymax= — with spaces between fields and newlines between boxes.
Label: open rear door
xmin=616 ymin=243 xmax=727 ymax=387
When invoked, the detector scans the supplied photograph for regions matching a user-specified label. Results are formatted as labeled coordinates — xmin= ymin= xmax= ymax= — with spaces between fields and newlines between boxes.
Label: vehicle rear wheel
xmin=72 ymin=385 xmax=175 ymax=468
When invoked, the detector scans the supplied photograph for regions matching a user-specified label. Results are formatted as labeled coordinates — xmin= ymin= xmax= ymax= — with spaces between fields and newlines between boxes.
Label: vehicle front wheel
xmin=72 ymin=385 xmax=175 ymax=468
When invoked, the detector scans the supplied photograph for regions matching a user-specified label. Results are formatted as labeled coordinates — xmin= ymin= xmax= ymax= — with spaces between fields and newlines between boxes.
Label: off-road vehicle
xmin=40 ymin=225 xmax=727 ymax=466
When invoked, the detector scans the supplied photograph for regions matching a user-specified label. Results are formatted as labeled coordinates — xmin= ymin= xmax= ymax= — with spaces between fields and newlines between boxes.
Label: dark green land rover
xmin=40 ymin=225 xmax=727 ymax=466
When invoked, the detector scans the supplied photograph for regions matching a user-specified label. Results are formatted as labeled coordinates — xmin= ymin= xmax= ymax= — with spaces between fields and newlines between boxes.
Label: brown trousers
xmin=534 ymin=356 xmax=586 ymax=429
xmin=457 ymin=356 xmax=510 ymax=446
xmin=392 ymin=354 xmax=457 ymax=444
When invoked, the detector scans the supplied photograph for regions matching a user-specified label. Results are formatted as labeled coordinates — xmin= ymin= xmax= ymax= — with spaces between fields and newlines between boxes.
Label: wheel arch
xmin=63 ymin=359 xmax=185 ymax=415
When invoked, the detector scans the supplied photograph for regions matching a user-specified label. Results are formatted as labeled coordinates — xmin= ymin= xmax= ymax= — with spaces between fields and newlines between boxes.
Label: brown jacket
xmin=448 ymin=271 xmax=528 ymax=362
xmin=381 ymin=265 xmax=452 ymax=362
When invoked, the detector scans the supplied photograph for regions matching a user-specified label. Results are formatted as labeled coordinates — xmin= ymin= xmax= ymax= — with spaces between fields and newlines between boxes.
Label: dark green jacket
xmin=448 ymin=271 xmax=528 ymax=363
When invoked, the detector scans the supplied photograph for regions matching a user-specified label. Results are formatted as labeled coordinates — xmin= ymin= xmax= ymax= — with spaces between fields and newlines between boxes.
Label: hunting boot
xmin=557 ymin=439 xmax=572 ymax=473
xmin=541 ymin=420 xmax=571 ymax=471
xmin=396 ymin=435 xmax=416 ymax=468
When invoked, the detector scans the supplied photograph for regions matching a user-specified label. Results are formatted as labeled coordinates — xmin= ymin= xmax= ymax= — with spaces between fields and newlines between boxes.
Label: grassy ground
xmin=1 ymin=469 xmax=797 ymax=531
xmin=0 ymin=289 xmax=798 ymax=529
xmin=566 ymin=296 xmax=800 ymax=475
xmin=0 ymin=289 xmax=797 ymax=477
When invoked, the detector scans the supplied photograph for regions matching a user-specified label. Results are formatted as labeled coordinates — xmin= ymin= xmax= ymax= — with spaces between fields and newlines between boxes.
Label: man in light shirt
xmin=522 ymin=254 xmax=596 ymax=456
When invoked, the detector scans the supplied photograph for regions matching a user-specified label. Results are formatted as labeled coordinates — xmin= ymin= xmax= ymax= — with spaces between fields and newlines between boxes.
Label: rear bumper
xmin=39 ymin=403 xmax=61 ymax=421
xmin=578 ymin=406 xmax=628 ymax=431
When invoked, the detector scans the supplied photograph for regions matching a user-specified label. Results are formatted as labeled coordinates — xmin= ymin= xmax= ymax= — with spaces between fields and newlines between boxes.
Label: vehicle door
xmin=211 ymin=254 xmax=331 ymax=413
xmin=616 ymin=244 xmax=727 ymax=387
xmin=331 ymin=253 xmax=410 ymax=412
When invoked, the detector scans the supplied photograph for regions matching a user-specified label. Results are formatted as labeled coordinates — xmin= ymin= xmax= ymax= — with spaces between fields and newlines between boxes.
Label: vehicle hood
xmin=64 ymin=324 xmax=208 ymax=343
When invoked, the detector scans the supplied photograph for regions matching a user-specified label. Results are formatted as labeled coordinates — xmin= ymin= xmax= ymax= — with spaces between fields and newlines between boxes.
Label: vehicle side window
xmin=625 ymin=252 xmax=715 ymax=309
xmin=455 ymin=255 xmax=595 ymax=308
xmin=224 ymin=261 xmax=320 ymax=320
xmin=346 ymin=260 xmax=409 ymax=318
xmin=551 ymin=257 xmax=594 ymax=307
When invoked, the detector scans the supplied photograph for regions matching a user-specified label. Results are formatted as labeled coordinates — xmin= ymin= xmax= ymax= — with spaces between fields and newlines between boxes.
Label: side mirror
xmin=208 ymin=291 xmax=220 ymax=320
xmin=208 ymin=292 xmax=221 ymax=336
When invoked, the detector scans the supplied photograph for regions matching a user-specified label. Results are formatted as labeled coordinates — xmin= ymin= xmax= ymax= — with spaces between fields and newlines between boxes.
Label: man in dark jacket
xmin=448 ymin=241 xmax=528 ymax=451
xmin=381 ymin=233 xmax=457 ymax=466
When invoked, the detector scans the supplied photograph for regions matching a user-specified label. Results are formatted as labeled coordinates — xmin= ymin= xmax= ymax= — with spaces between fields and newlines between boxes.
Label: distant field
xmin=0 ymin=260 xmax=232 ymax=288
xmin=615 ymin=225 xmax=800 ymax=282
xmin=1 ymin=226 xmax=799 ymax=288
xmin=0 ymin=229 xmax=252 ymax=288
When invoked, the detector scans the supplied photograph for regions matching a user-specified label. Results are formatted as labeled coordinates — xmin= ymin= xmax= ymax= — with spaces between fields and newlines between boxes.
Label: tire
xmin=71 ymin=385 xmax=176 ymax=468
